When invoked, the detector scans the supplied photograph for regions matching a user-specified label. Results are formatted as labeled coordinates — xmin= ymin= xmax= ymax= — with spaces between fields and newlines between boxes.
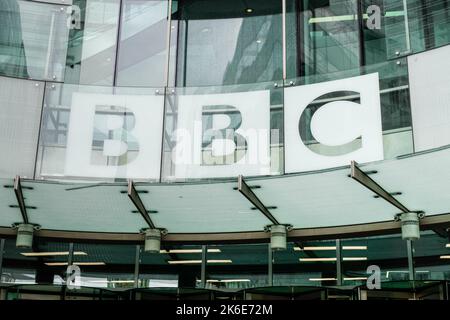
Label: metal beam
xmin=134 ymin=245 xmax=141 ymax=288
xmin=237 ymin=175 xmax=279 ymax=225
xmin=268 ymin=243 xmax=273 ymax=286
xmin=336 ymin=239 xmax=343 ymax=286
xmin=13 ymin=176 xmax=29 ymax=224
xmin=200 ymin=245 xmax=207 ymax=288
xmin=350 ymin=161 xmax=409 ymax=213
xmin=67 ymin=243 xmax=74 ymax=266
xmin=0 ymin=239 xmax=4 ymax=284
xmin=407 ymin=240 xmax=415 ymax=281
xmin=127 ymin=180 xmax=156 ymax=229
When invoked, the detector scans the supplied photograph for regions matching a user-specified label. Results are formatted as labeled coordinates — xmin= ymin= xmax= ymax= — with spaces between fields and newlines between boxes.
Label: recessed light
xmin=89 ymin=280 xmax=135 ymax=284
xmin=45 ymin=262 xmax=106 ymax=266
xmin=167 ymin=259 xmax=232 ymax=265
xmin=344 ymin=277 xmax=368 ymax=281
xmin=300 ymin=258 xmax=336 ymax=262
xmin=198 ymin=279 xmax=251 ymax=283
xmin=343 ymin=257 xmax=367 ymax=261
xmin=299 ymin=257 xmax=367 ymax=262
xmin=446 ymin=244 xmax=450 ymax=248
xmin=295 ymin=246 xmax=336 ymax=251
xmin=245 ymin=8 xmax=253 ymax=13
xmin=160 ymin=249 xmax=221 ymax=254
xmin=294 ymin=246 xmax=367 ymax=251
xmin=343 ymin=246 xmax=367 ymax=250
xmin=21 ymin=251 xmax=87 ymax=257
xmin=309 ymin=278 xmax=336 ymax=281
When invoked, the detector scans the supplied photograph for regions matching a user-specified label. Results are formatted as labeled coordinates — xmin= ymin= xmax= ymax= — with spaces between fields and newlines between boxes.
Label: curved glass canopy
xmin=2 ymin=145 xmax=450 ymax=234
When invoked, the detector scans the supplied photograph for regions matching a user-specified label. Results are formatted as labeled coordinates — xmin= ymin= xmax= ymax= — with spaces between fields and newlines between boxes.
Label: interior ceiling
xmin=2 ymin=232 xmax=448 ymax=267
xmin=175 ymin=0 xmax=282 ymax=20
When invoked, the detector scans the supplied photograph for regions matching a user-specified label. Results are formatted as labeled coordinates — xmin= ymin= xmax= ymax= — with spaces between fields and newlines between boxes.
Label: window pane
xmin=116 ymin=0 xmax=169 ymax=87
xmin=172 ymin=0 xmax=283 ymax=87
xmin=64 ymin=0 xmax=120 ymax=85
xmin=0 ymin=0 xmax=70 ymax=81
xmin=0 ymin=76 xmax=44 ymax=178
xmin=286 ymin=0 xmax=360 ymax=79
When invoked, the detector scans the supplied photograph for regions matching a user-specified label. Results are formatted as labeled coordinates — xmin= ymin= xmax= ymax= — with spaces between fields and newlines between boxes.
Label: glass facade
xmin=1 ymin=231 xmax=449 ymax=291
xmin=1 ymin=0 xmax=450 ymax=299
xmin=1 ymin=0 xmax=449 ymax=181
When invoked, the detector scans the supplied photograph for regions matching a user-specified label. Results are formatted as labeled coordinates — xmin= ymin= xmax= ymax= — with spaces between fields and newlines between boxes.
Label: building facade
xmin=0 ymin=0 xmax=450 ymax=299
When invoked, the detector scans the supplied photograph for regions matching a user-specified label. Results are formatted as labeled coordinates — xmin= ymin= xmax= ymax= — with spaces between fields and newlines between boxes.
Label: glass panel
xmin=0 ymin=0 xmax=70 ymax=81
xmin=342 ymin=235 xmax=407 ymax=284
xmin=2 ymin=238 xmax=70 ymax=285
xmin=408 ymin=45 xmax=450 ymax=152
xmin=0 ymin=178 xmax=24 ymax=228
xmin=280 ymin=241 xmax=338 ymax=287
xmin=36 ymin=83 xmax=164 ymax=181
xmin=361 ymin=146 xmax=450 ymax=219
xmin=343 ymin=232 xmax=450 ymax=284
xmin=200 ymin=244 xmax=269 ymax=290
xmin=64 ymin=0 xmax=120 ymax=85
xmin=254 ymin=167 xmax=400 ymax=229
xmin=0 ymin=76 xmax=44 ymax=178
xmin=414 ymin=231 xmax=450 ymax=281
xmin=162 ymin=82 xmax=283 ymax=181
xmin=171 ymin=0 xmax=283 ymax=87
xmin=408 ymin=0 xmax=450 ymax=53
xmin=139 ymin=181 xmax=272 ymax=233
xmin=362 ymin=0 xmax=410 ymax=62
xmin=286 ymin=0 xmax=361 ymax=80
xmin=21 ymin=180 xmax=145 ymax=233
xmin=67 ymin=242 xmax=136 ymax=289
xmin=116 ymin=0 xmax=169 ymax=87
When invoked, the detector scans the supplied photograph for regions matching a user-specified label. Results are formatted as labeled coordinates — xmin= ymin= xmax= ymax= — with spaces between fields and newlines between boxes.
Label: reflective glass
xmin=286 ymin=0 xmax=360 ymax=80
xmin=408 ymin=44 xmax=450 ymax=152
xmin=407 ymin=0 xmax=450 ymax=53
xmin=171 ymin=0 xmax=283 ymax=87
xmin=64 ymin=0 xmax=120 ymax=85
xmin=0 ymin=76 xmax=44 ymax=178
xmin=0 ymin=0 xmax=70 ymax=81
xmin=361 ymin=0 xmax=410 ymax=63
xmin=116 ymin=0 xmax=169 ymax=87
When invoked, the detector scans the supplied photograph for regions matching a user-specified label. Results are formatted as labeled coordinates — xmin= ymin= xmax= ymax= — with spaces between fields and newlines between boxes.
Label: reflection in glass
xmin=65 ymin=0 xmax=120 ymax=85
xmin=0 ymin=76 xmax=44 ymax=178
xmin=286 ymin=0 xmax=360 ymax=80
xmin=172 ymin=0 xmax=283 ymax=87
xmin=116 ymin=0 xmax=169 ymax=87
xmin=0 ymin=0 xmax=69 ymax=81
xmin=0 ymin=0 xmax=28 ymax=78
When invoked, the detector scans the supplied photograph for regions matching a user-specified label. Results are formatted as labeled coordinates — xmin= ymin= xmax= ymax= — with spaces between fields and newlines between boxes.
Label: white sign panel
xmin=284 ymin=73 xmax=383 ymax=173
xmin=65 ymin=92 xmax=164 ymax=179
xmin=172 ymin=90 xmax=271 ymax=178
xmin=408 ymin=45 xmax=450 ymax=152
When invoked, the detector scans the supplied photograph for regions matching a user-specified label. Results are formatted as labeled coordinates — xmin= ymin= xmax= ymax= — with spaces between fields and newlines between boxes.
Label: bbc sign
xmin=64 ymin=73 xmax=383 ymax=179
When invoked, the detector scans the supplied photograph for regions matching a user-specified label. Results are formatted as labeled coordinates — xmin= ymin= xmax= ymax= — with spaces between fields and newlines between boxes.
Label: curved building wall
xmin=0 ymin=0 xmax=447 ymax=181
xmin=1 ymin=0 xmax=450 ymax=290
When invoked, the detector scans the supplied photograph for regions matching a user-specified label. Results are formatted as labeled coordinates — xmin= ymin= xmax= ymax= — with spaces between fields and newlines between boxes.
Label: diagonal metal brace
xmin=237 ymin=175 xmax=279 ymax=225
xmin=127 ymin=180 xmax=156 ymax=229
xmin=14 ymin=176 xmax=29 ymax=224
xmin=350 ymin=161 xmax=409 ymax=213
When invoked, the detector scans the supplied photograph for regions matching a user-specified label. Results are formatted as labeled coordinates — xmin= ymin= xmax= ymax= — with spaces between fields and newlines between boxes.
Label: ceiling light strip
xmin=21 ymin=251 xmax=87 ymax=257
